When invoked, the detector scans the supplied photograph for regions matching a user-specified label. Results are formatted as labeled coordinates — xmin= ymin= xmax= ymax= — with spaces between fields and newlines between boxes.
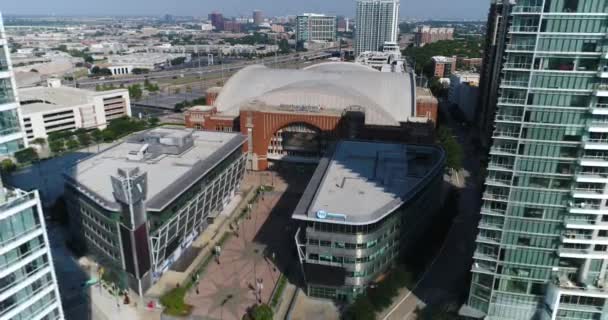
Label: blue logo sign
xmin=315 ymin=210 xmax=347 ymax=221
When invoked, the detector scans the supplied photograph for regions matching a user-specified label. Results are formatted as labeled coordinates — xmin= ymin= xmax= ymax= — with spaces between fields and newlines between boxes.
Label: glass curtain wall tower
xmin=0 ymin=12 xmax=26 ymax=156
xmin=467 ymin=0 xmax=608 ymax=319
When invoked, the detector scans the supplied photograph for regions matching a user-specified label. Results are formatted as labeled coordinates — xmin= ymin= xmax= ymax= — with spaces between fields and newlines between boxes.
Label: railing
xmin=0 ymin=242 xmax=46 ymax=270
xmin=552 ymin=275 xmax=608 ymax=297
xmin=565 ymin=217 xmax=596 ymax=225
xmin=0 ymin=91 xmax=15 ymax=105
xmin=584 ymin=138 xmax=608 ymax=144
xmin=0 ymin=224 xmax=42 ymax=248
xmin=479 ymin=221 xmax=503 ymax=229
xmin=509 ymin=26 xmax=538 ymax=32
xmin=488 ymin=162 xmax=515 ymax=170
xmin=572 ymin=187 xmax=604 ymax=194
xmin=596 ymin=84 xmax=608 ymax=91
xmin=480 ymin=207 xmax=506 ymax=215
xmin=477 ymin=235 xmax=501 ymax=244
xmin=495 ymin=114 xmax=523 ymax=122
xmin=570 ymin=203 xmax=602 ymax=210
xmin=498 ymin=97 xmax=526 ymax=105
xmin=501 ymin=80 xmax=529 ymax=87
xmin=503 ymin=63 xmax=532 ymax=70
xmin=0 ymin=262 xmax=50 ymax=293
xmin=594 ymin=104 xmax=608 ymax=109
xmin=482 ymin=193 xmax=509 ymax=201
xmin=0 ymin=189 xmax=36 ymax=213
xmin=493 ymin=131 xmax=520 ymax=138
xmin=506 ymin=44 xmax=536 ymax=51
xmin=486 ymin=177 xmax=512 ymax=185
xmin=512 ymin=6 xmax=543 ymax=13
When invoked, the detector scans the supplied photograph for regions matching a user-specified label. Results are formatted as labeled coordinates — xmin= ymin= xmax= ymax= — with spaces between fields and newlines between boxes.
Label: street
xmin=382 ymin=99 xmax=482 ymax=319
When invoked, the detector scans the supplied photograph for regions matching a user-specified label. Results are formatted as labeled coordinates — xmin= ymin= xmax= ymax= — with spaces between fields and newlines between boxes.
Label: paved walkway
xmin=186 ymin=192 xmax=283 ymax=320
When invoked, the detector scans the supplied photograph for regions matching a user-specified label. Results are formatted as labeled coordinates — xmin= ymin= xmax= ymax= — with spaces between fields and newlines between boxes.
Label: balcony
xmin=495 ymin=114 xmax=523 ymax=122
xmin=571 ymin=187 xmax=608 ymax=199
xmin=497 ymin=97 xmax=526 ymax=105
xmin=476 ymin=235 xmax=501 ymax=245
xmin=559 ymin=246 xmax=608 ymax=260
xmin=509 ymin=26 xmax=538 ymax=33
xmin=511 ymin=6 xmax=543 ymax=14
xmin=505 ymin=44 xmax=536 ymax=52
xmin=580 ymin=155 xmax=608 ymax=167
xmin=588 ymin=121 xmax=608 ymax=133
xmin=569 ymin=202 xmax=608 ymax=215
xmin=575 ymin=171 xmax=608 ymax=183
xmin=489 ymin=146 xmax=517 ymax=156
xmin=599 ymin=68 xmax=608 ymax=79
xmin=595 ymin=84 xmax=608 ymax=97
xmin=482 ymin=192 xmax=509 ymax=201
xmin=590 ymin=103 xmax=608 ymax=115
xmin=561 ymin=233 xmax=608 ymax=245
xmin=500 ymin=80 xmax=529 ymax=88
xmin=473 ymin=251 xmax=498 ymax=261
xmin=480 ymin=207 xmax=506 ymax=216
xmin=487 ymin=162 xmax=514 ymax=171
xmin=503 ymin=62 xmax=532 ymax=70
xmin=582 ymin=138 xmax=608 ymax=150
xmin=565 ymin=217 xmax=608 ymax=230
xmin=478 ymin=221 xmax=503 ymax=231
xmin=550 ymin=276 xmax=608 ymax=299
xmin=492 ymin=130 xmax=520 ymax=139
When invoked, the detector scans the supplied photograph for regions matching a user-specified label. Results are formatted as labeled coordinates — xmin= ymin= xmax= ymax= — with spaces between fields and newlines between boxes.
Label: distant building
xmin=0 ymin=12 xmax=27 ymax=155
xmin=223 ymin=20 xmax=242 ymax=33
xmin=432 ymin=56 xmax=457 ymax=78
xmin=270 ymin=24 xmax=285 ymax=33
xmin=296 ymin=14 xmax=337 ymax=45
xmin=107 ymin=52 xmax=190 ymax=75
xmin=336 ymin=16 xmax=350 ymax=32
xmin=64 ymin=128 xmax=247 ymax=296
xmin=185 ymin=63 xmax=437 ymax=170
xmin=448 ymin=73 xmax=480 ymax=122
xmin=208 ymin=12 xmax=224 ymax=31
xmin=355 ymin=42 xmax=405 ymax=73
xmin=414 ymin=26 xmax=454 ymax=47
xmin=253 ymin=10 xmax=264 ymax=25
xmin=19 ymin=81 xmax=131 ymax=141
xmin=0 ymin=177 xmax=65 ymax=320
xmin=293 ymin=140 xmax=445 ymax=301
xmin=354 ymin=0 xmax=400 ymax=56
xmin=416 ymin=87 xmax=438 ymax=127
xmin=457 ymin=57 xmax=483 ymax=71
xmin=200 ymin=23 xmax=213 ymax=32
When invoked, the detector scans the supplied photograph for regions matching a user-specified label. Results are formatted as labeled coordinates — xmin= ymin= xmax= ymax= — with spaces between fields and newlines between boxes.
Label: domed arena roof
xmin=213 ymin=63 xmax=416 ymax=126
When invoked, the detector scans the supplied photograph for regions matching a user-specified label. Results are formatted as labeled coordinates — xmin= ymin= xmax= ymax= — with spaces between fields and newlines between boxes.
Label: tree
xmin=250 ymin=304 xmax=273 ymax=320
xmin=278 ymin=39 xmax=290 ymax=54
xmin=49 ymin=139 xmax=65 ymax=153
xmin=128 ymin=84 xmax=143 ymax=101
xmin=77 ymin=133 xmax=92 ymax=146
xmin=171 ymin=57 xmax=187 ymax=65
xmin=66 ymin=139 xmax=80 ymax=150
xmin=437 ymin=127 xmax=464 ymax=170
xmin=91 ymin=129 xmax=104 ymax=144
xmin=0 ymin=159 xmax=16 ymax=174
xmin=132 ymin=68 xmax=150 ymax=75
xmin=14 ymin=147 xmax=39 ymax=164
xmin=102 ymin=129 xmax=117 ymax=142
xmin=344 ymin=295 xmax=375 ymax=320
xmin=31 ymin=137 xmax=47 ymax=147
xmin=148 ymin=117 xmax=160 ymax=127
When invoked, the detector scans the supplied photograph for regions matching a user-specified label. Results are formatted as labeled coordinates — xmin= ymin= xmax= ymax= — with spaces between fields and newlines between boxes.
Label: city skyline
xmin=1 ymin=0 xmax=489 ymax=20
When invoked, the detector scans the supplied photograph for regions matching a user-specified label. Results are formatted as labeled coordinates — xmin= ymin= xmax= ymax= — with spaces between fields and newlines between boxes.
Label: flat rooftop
xmin=292 ymin=141 xmax=444 ymax=225
xmin=65 ymin=127 xmax=246 ymax=212
xmin=19 ymin=86 xmax=127 ymax=115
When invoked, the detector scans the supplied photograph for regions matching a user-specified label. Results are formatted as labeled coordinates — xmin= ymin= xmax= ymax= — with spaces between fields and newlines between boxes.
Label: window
xmin=563 ymin=0 xmax=578 ymax=12
xmin=523 ymin=207 xmax=543 ymax=219
xmin=530 ymin=283 xmax=545 ymax=295
xmin=320 ymin=240 xmax=331 ymax=247
xmin=517 ymin=237 xmax=531 ymax=246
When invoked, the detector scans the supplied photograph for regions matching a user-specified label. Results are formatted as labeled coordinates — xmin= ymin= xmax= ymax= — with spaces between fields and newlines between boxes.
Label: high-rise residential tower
xmin=0 ymin=12 xmax=26 ymax=156
xmin=0 ymin=178 xmax=65 ymax=320
xmin=354 ymin=0 xmax=400 ymax=56
xmin=466 ymin=1 xmax=608 ymax=319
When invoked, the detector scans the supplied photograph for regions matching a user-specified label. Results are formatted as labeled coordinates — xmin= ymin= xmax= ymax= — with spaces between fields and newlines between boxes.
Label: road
xmin=382 ymin=99 xmax=482 ymax=319
xmin=76 ymin=49 xmax=334 ymax=88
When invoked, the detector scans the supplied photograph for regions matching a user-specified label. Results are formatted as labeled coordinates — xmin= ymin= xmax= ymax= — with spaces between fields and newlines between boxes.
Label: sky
xmin=2 ymin=0 xmax=489 ymax=20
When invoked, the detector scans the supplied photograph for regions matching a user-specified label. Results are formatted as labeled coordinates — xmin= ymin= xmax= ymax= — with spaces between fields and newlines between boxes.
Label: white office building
xmin=19 ymin=81 xmax=131 ymax=141
xmin=0 ymin=177 xmax=65 ymax=320
xmin=0 ymin=12 xmax=27 ymax=156
xmin=296 ymin=14 xmax=337 ymax=44
xmin=354 ymin=0 xmax=400 ymax=56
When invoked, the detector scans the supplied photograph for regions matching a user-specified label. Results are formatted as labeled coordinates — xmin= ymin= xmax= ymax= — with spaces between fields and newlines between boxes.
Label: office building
xmin=432 ymin=56 xmax=457 ymax=78
xmin=0 ymin=178 xmax=65 ymax=320
xmin=292 ymin=140 xmax=444 ymax=300
xmin=355 ymin=42 xmax=405 ymax=73
xmin=184 ymin=63 xmax=438 ymax=170
xmin=208 ymin=12 xmax=224 ymax=31
xmin=296 ymin=14 xmax=337 ymax=45
xmin=64 ymin=128 xmax=247 ymax=296
xmin=463 ymin=1 xmax=608 ymax=319
xmin=0 ymin=12 xmax=27 ymax=155
xmin=337 ymin=16 xmax=350 ymax=32
xmin=253 ymin=10 xmax=263 ymax=25
xmin=19 ymin=81 xmax=131 ymax=141
xmin=414 ymin=26 xmax=454 ymax=47
xmin=222 ymin=21 xmax=242 ymax=34
xmin=354 ymin=0 xmax=400 ymax=56
xmin=448 ymin=73 xmax=480 ymax=123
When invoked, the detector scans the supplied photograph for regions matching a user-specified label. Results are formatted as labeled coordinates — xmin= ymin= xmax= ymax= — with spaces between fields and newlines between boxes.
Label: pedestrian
xmin=196 ymin=286 xmax=200 ymax=294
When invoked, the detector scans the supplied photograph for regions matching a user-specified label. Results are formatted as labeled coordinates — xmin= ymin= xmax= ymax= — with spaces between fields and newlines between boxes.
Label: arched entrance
xmin=266 ymin=122 xmax=326 ymax=163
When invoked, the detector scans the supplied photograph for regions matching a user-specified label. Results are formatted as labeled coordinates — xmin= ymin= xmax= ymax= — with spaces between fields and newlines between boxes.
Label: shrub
xmin=160 ymin=286 xmax=192 ymax=316
xmin=14 ymin=147 xmax=39 ymax=164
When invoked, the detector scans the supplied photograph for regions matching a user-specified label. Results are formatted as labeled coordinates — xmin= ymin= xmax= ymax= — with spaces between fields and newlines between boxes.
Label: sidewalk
xmin=273 ymin=281 xmax=297 ymax=320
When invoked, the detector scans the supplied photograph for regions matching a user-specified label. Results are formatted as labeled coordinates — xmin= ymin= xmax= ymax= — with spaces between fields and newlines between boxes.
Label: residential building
xmin=354 ymin=0 xmax=400 ymax=56
xmin=432 ymin=56 xmax=457 ymax=78
xmin=19 ymin=81 xmax=131 ymax=141
xmin=184 ymin=63 xmax=437 ymax=170
xmin=463 ymin=1 xmax=608 ymax=319
xmin=458 ymin=57 xmax=483 ymax=72
xmin=222 ymin=21 xmax=242 ymax=34
xmin=292 ymin=140 xmax=445 ymax=300
xmin=0 ymin=12 xmax=27 ymax=155
xmin=296 ymin=14 xmax=337 ymax=45
xmin=270 ymin=24 xmax=285 ymax=33
xmin=337 ymin=16 xmax=350 ymax=32
xmin=253 ymin=10 xmax=264 ymax=25
xmin=64 ymin=128 xmax=247 ymax=296
xmin=448 ymin=72 xmax=480 ymax=122
xmin=0 ymin=178 xmax=65 ymax=320
xmin=414 ymin=26 xmax=454 ymax=47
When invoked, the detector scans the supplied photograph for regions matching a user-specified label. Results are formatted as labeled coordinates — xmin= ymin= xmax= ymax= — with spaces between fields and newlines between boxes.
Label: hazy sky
xmin=2 ymin=0 xmax=489 ymax=20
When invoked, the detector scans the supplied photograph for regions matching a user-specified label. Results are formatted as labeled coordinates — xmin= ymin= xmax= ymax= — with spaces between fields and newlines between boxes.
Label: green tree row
xmin=404 ymin=39 xmax=483 ymax=78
